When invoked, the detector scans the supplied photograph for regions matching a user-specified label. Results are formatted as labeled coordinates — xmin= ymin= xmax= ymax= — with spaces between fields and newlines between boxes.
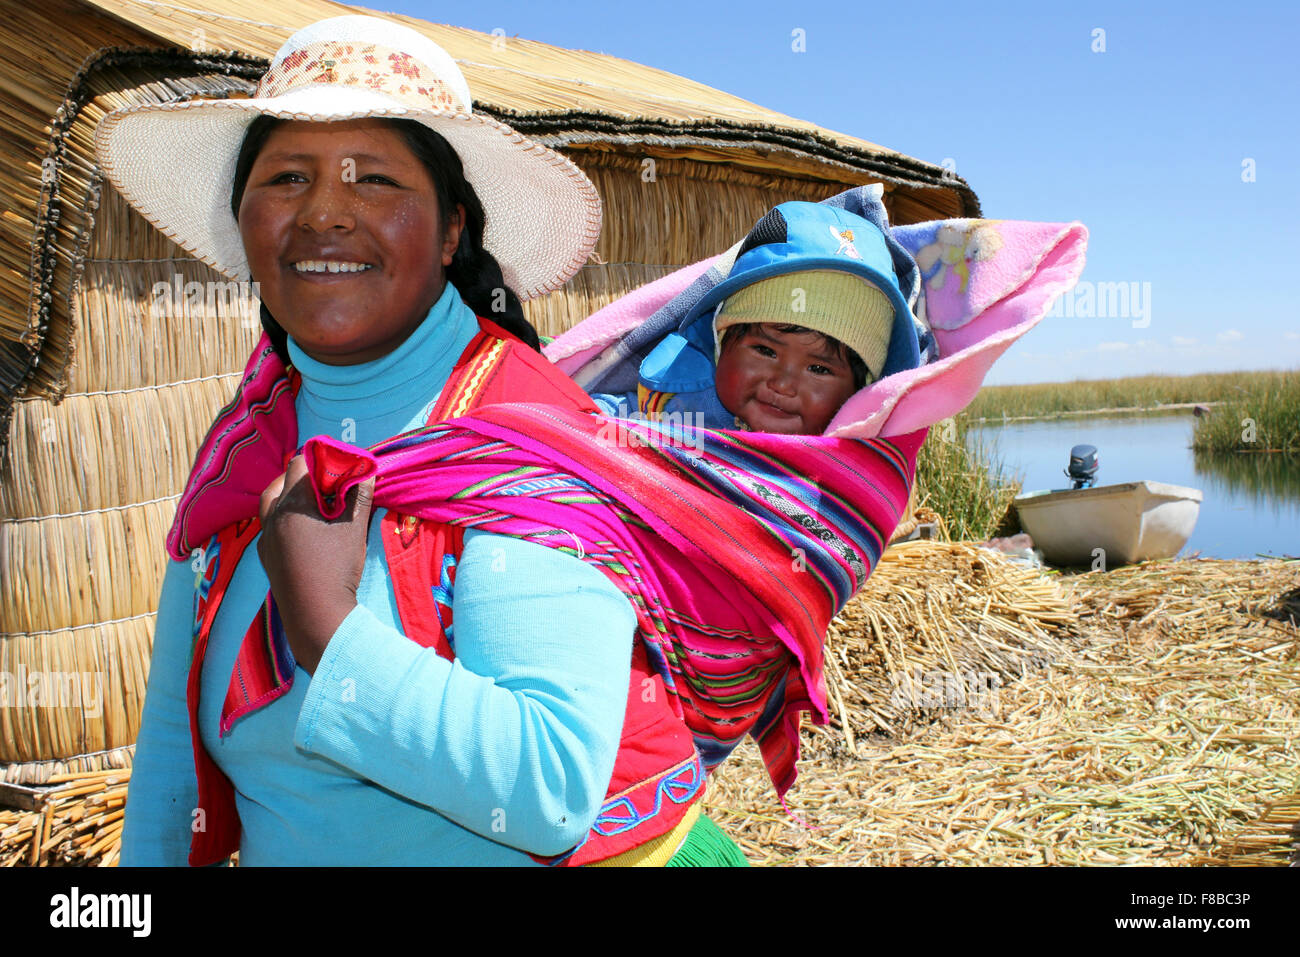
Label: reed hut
xmin=0 ymin=0 xmax=979 ymax=784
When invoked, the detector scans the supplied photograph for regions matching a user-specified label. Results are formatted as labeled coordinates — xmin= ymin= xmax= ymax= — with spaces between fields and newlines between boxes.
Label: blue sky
xmin=375 ymin=0 xmax=1298 ymax=384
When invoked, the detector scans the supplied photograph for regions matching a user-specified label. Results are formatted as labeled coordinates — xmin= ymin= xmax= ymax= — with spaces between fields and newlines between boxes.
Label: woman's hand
xmin=257 ymin=454 xmax=375 ymax=675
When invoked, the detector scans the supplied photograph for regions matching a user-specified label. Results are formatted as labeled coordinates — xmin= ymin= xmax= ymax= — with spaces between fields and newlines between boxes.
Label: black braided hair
xmin=229 ymin=115 xmax=540 ymax=362
xmin=389 ymin=119 xmax=538 ymax=350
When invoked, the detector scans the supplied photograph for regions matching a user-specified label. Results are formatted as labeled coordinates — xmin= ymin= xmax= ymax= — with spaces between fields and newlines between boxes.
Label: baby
xmin=595 ymin=201 xmax=920 ymax=435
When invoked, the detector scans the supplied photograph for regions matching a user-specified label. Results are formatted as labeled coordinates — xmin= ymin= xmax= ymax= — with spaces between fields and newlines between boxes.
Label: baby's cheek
xmin=810 ymin=380 xmax=857 ymax=431
xmin=714 ymin=356 xmax=744 ymax=415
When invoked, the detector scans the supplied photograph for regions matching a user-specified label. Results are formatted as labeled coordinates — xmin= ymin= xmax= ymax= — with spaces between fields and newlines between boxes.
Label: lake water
xmin=967 ymin=413 xmax=1300 ymax=560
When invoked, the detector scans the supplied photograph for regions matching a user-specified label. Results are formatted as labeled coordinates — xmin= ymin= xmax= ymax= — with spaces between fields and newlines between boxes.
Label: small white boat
xmin=1014 ymin=481 xmax=1203 ymax=567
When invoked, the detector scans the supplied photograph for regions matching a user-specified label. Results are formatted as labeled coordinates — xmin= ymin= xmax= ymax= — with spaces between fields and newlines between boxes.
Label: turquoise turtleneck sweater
xmin=122 ymin=284 xmax=635 ymax=865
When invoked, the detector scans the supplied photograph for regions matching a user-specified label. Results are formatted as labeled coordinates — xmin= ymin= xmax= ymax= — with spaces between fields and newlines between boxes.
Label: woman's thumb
xmin=351 ymin=476 xmax=376 ymax=517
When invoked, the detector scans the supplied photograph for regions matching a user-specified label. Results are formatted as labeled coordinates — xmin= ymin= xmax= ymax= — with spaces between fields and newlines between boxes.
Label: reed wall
xmin=1 ymin=47 xmax=263 ymax=770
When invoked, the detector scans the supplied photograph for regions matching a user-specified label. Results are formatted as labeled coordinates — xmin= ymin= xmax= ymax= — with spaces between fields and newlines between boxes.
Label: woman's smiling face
xmin=237 ymin=118 xmax=462 ymax=365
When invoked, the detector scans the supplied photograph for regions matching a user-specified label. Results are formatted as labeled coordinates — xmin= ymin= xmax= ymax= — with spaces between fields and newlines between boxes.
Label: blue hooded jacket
xmin=592 ymin=199 xmax=924 ymax=429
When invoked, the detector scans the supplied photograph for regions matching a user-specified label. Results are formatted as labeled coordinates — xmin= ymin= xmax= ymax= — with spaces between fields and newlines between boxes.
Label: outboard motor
xmin=1065 ymin=444 xmax=1099 ymax=490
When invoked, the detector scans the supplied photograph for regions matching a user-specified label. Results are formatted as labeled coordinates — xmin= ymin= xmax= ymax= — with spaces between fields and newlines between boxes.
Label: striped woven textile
xmin=301 ymin=404 xmax=923 ymax=796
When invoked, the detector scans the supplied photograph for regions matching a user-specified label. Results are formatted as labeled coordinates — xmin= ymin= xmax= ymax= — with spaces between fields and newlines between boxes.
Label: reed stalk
xmin=914 ymin=415 xmax=1021 ymax=542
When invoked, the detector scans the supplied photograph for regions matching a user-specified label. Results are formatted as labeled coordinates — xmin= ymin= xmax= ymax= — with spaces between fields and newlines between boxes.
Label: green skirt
xmin=665 ymin=813 xmax=750 ymax=867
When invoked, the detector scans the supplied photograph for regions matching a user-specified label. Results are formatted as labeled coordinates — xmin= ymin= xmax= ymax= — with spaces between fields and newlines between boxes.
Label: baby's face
xmin=715 ymin=324 xmax=858 ymax=435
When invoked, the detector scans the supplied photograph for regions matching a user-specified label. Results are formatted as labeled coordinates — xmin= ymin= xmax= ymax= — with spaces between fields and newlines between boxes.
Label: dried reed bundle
xmin=0 ymin=617 xmax=150 ymax=764
xmin=2 ymin=744 xmax=133 ymax=786
xmin=65 ymin=254 xmax=262 ymax=396
xmin=0 ymin=765 xmax=132 ymax=866
xmin=886 ymin=499 xmax=935 ymax=546
xmin=0 ymin=0 xmax=157 ymax=394
xmin=2 ymin=53 xmax=261 ymax=775
xmin=705 ymin=554 xmax=1299 ymax=866
xmin=826 ymin=539 xmax=1078 ymax=741
xmin=523 ymin=263 xmax=677 ymax=341
xmin=4 ymin=379 xmax=237 ymax=517
xmin=2 ymin=499 xmax=175 ymax=630
xmin=573 ymin=152 xmax=845 ymax=268
xmin=1 ymin=172 xmax=252 ymax=762
xmin=1193 ymin=791 xmax=1300 ymax=866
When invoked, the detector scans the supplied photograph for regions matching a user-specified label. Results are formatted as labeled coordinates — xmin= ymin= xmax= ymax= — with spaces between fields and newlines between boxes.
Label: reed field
xmin=913 ymin=417 xmax=1021 ymax=542
xmin=1189 ymin=376 xmax=1300 ymax=453
xmin=967 ymin=369 xmax=1298 ymax=424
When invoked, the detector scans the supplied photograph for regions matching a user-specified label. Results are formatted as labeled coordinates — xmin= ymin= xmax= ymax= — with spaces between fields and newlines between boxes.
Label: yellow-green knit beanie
xmin=713 ymin=270 xmax=894 ymax=380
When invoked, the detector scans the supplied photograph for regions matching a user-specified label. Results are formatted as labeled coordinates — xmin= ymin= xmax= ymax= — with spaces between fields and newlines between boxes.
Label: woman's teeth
xmin=292 ymin=261 xmax=373 ymax=273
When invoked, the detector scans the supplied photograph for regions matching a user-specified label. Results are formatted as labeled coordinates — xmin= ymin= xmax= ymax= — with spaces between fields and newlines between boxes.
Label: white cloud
xmin=1216 ymin=329 xmax=1244 ymax=343
xmin=1097 ymin=341 xmax=1129 ymax=352
xmin=1172 ymin=335 xmax=1199 ymax=346
xmin=1284 ymin=331 xmax=1300 ymax=341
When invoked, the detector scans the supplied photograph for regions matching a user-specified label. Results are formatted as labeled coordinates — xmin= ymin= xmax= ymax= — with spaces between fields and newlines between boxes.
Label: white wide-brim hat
xmin=93 ymin=15 xmax=601 ymax=300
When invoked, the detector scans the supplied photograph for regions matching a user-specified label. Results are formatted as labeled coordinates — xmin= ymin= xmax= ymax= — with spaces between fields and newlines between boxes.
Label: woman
xmin=98 ymin=15 xmax=743 ymax=866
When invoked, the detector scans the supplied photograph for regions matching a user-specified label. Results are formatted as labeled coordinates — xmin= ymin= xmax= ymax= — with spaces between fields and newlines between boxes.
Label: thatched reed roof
xmin=84 ymin=0 xmax=973 ymax=194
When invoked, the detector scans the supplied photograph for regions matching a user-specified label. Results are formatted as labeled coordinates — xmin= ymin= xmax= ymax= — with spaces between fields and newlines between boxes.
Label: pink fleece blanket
xmin=545 ymin=219 xmax=1088 ymax=438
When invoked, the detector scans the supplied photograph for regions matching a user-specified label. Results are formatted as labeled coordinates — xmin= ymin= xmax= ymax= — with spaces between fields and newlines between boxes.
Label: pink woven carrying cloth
xmin=298 ymin=408 xmax=923 ymax=792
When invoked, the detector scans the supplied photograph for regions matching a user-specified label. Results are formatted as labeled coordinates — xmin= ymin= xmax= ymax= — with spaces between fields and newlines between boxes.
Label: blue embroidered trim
xmin=190 ymin=534 xmax=221 ymax=659
xmin=430 ymin=553 xmax=457 ymax=649
xmin=592 ymin=752 xmax=705 ymax=837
